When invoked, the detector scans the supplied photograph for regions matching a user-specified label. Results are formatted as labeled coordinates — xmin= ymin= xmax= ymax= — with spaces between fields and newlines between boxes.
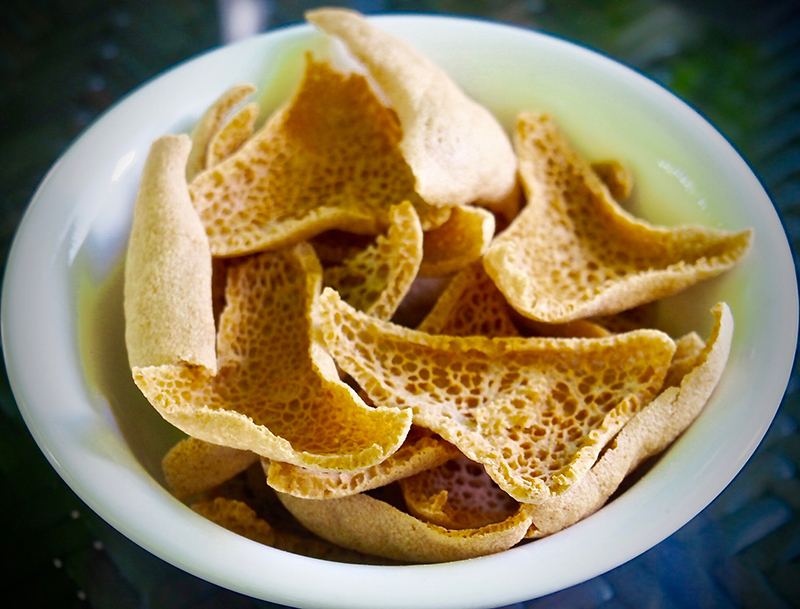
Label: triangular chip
xmin=323 ymin=200 xmax=422 ymax=320
xmin=419 ymin=205 xmax=496 ymax=277
xmin=124 ymin=134 xmax=217 ymax=373
xmin=399 ymin=455 xmax=519 ymax=530
xmin=266 ymin=427 xmax=460 ymax=499
xmin=306 ymin=8 xmax=518 ymax=210
xmin=186 ymin=83 xmax=257 ymax=180
xmin=277 ymin=490 xmax=533 ymax=563
xmin=525 ymin=303 xmax=733 ymax=537
xmin=483 ymin=112 xmax=753 ymax=323
xmin=318 ymin=288 xmax=676 ymax=503
xmin=132 ymin=244 xmax=412 ymax=471
xmin=189 ymin=56 xmax=449 ymax=257
xmin=207 ymin=101 xmax=259 ymax=167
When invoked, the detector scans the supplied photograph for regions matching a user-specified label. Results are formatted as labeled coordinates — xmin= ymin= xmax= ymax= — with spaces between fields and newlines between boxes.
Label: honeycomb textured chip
xmin=419 ymin=205 xmax=496 ymax=277
xmin=483 ymin=112 xmax=753 ymax=323
xmin=591 ymin=159 xmax=634 ymax=202
xmin=132 ymin=244 xmax=412 ymax=471
xmin=323 ymin=200 xmax=423 ymax=320
xmin=417 ymin=260 xmax=520 ymax=338
xmin=277 ymin=490 xmax=534 ymax=563
xmin=318 ymin=288 xmax=677 ymax=504
xmin=525 ymin=303 xmax=733 ymax=537
xmin=207 ymin=101 xmax=259 ymax=167
xmin=399 ymin=455 xmax=519 ymax=529
xmin=305 ymin=8 xmax=518 ymax=210
xmin=163 ymin=437 xmax=258 ymax=500
xmin=124 ymin=134 xmax=217 ymax=374
xmin=186 ymin=83 xmax=257 ymax=180
xmin=266 ymin=426 xmax=460 ymax=499
xmin=192 ymin=497 xmax=278 ymax=546
xmin=189 ymin=56 xmax=449 ymax=257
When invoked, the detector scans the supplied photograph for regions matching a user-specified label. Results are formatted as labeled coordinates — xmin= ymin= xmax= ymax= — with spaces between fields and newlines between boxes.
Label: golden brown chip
xmin=189 ymin=56 xmax=449 ymax=257
xmin=318 ymin=288 xmax=677 ymax=504
xmin=399 ymin=455 xmax=519 ymax=530
xmin=525 ymin=303 xmax=732 ymax=537
xmin=591 ymin=159 xmax=634 ymax=202
xmin=277 ymin=490 xmax=533 ymax=563
xmin=163 ymin=437 xmax=259 ymax=500
xmin=207 ymin=101 xmax=259 ymax=167
xmin=323 ymin=200 xmax=423 ymax=320
xmin=419 ymin=205 xmax=495 ymax=277
xmin=192 ymin=497 xmax=278 ymax=546
xmin=306 ymin=8 xmax=518 ymax=210
xmin=186 ymin=84 xmax=257 ymax=180
xmin=132 ymin=244 xmax=412 ymax=471
xmin=266 ymin=426 xmax=460 ymax=499
xmin=483 ymin=112 xmax=753 ymax=323
xmin=124 ymin=134 xmax=217 ymax=373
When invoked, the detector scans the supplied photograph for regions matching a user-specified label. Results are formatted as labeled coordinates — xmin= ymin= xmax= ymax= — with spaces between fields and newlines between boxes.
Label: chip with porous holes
xmin=419 ymin=205 xmax=495 ymax=277
xmin=133 ymin=244 xmax=412 ymax=471
xmin=317 ymin=288 xmax=677 ymax=504
xmin=188 ymin=56 xmax=450 ymax=257
xmin=399 ymin=455 xmax=520 ymax=529
xmin=483 ymin=112 xmax=753 ymax=323
xmin=323 ymin=200 xmax=423 ymax=320
xmin=207 ymin=102 xmax=260 ymax=167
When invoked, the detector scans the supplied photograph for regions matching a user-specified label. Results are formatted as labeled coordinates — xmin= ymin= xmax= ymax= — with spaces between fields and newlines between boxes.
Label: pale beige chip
xmin=189 ymin=56 xmax=449 ymax=257
xmin=266 ymin=426 xmax=460 ymax=499
xmin=318 ymin=288 xmax=677 ymax=504
xmin=132 ymin=244 xmax=412 ymax=471
xmin=124 ymin=134 xmax=217 ymax=373
xmin=323 ymin=200 xmax=423 ymax=320
xmin=483 ymin=112 xmax=753 ymax=323
xmin=163 ymin=437 xmax=258 ymax=500
xmin=525 ymin=303 xmax=733 ymax=538
xmin=207 ymin=101 xmax=259 ymax=167
xmin=277 ymin=490 xmax=533 ymax=563
xmin=306 ymin=8 xmax=518 ymax=210
xmin=186 ymin=83 xmax=257 ymax=180
xmin=591 ymin=160 xmax=634 ymax=202
xmin=399 ymin=455 xmax=519 ymax=530
xmin=419 ymin=205 xmax=496 ymax=277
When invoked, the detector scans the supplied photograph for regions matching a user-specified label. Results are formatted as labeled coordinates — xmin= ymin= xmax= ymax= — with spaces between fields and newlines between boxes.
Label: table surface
xmin=1 ymin=1 xmax=799 ymax=607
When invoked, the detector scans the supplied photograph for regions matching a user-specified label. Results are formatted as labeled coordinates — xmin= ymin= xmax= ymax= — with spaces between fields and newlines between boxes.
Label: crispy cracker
xmin=483 ymin=112 xmax=753 ymax=323
xmin=525 ymin=303 xmax=732 ymax=537
xmin=419 ymin=205 xmax=496 ymax=277
xmin=306 ymin=8 xmax=518 ymax=210
xmin=591 ymin=160 xmax=634 ymax=202
xmin=318 ymin=288 xmax=676 ymax=504
xmin=124 ymin=134 xmax=217 ymax=373
xmin=207 ymin=101 xmax=259 ymax=167
xmin=192 ymin=497 xmax=278 ymax=546
xmin=132 ymin=244 xmax=412 ymax=471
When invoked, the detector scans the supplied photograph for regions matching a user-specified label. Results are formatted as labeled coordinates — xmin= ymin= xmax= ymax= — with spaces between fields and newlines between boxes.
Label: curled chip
xmin=318 ymin=288 xmax=677 ymax=504
xmin=189 ymin=56 xmax=449 ymax=257
xmin=277 ymin=489 xmax=534 ymax=563
xmin=163 ymin=437 xmax=258 ymax=500
xmin=399 ymin=455 xmax=519 ymax=530
xmin=266 ymin=426 xmax=460 ymax=500
xmin=133 ymin=244 xmax=412 ymax=471
xmin=525 ymin=303 xmax=733 ymax=538
xmin=591 ymin=159 xmax=634 ymax=203
xmin=419 ymin=205 xmax=496 ymax=277
xmin=306 ymin=7 xmax=518 ymax=211
xmin=483 ymin=112 xmax=753 ymax=323
xmin=323 ymin=200 xmax=423 ymax=320
xmin=186 ymin=84 xmax=257 ymax=180
xmin=207 ymin=101 xmax=259 ymax=167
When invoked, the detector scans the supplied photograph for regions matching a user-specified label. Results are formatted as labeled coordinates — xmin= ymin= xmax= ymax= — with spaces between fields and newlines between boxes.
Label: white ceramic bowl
xmin=2 ymin=14 xmax=797 ymax=609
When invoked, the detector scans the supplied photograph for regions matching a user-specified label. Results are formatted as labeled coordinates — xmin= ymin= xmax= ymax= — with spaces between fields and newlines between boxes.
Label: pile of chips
xmin=124 ymin=8 xmax=752 ymax=564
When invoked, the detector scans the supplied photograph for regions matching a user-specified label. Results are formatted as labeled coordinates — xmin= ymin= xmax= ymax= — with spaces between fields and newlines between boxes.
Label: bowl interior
xmin=2 ymin=14 xmax=797 ymax=609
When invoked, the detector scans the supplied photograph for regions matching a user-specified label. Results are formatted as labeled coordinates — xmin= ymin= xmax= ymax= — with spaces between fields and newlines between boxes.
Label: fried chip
xmin=323 ymin=200 xmax=423 ymax=320
xmin=189 ymin=56 xmax=449 ymax=257
xmin=419 ymin=205 xmax=496 ymax=277
xmin=132 ymin=244 xmax=412 ymax=471
xmin=318 ymin=288 xmax=677 ymax=504
xmin=192 ymin=497 xmax=278 ymax=546
xmin=483 ymin=112 xmax=753 ymax=323
xmin=525 ymin=303 xmax=733 ymax=537
xmin=207 ymin=101 xmax=259 ymax=167
xmin=399 ymin=455 xmax=519 ymax=530
xmin=163 ymin=437 xmax=258 ymax=500
xmin=266 ymin=426 xmax=460 ymax=499
xmin=186 ymin=84 xmax=257 ymax=180
xmin=306 ymin=8 xmax=518 ymax=210
xmin=591 ymin=159 xmax=634 ymax=202
xmin=124 ymin=134 xmax=217 ymax=373
xmin=277 ymin=490 xmax=534 ymax=563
